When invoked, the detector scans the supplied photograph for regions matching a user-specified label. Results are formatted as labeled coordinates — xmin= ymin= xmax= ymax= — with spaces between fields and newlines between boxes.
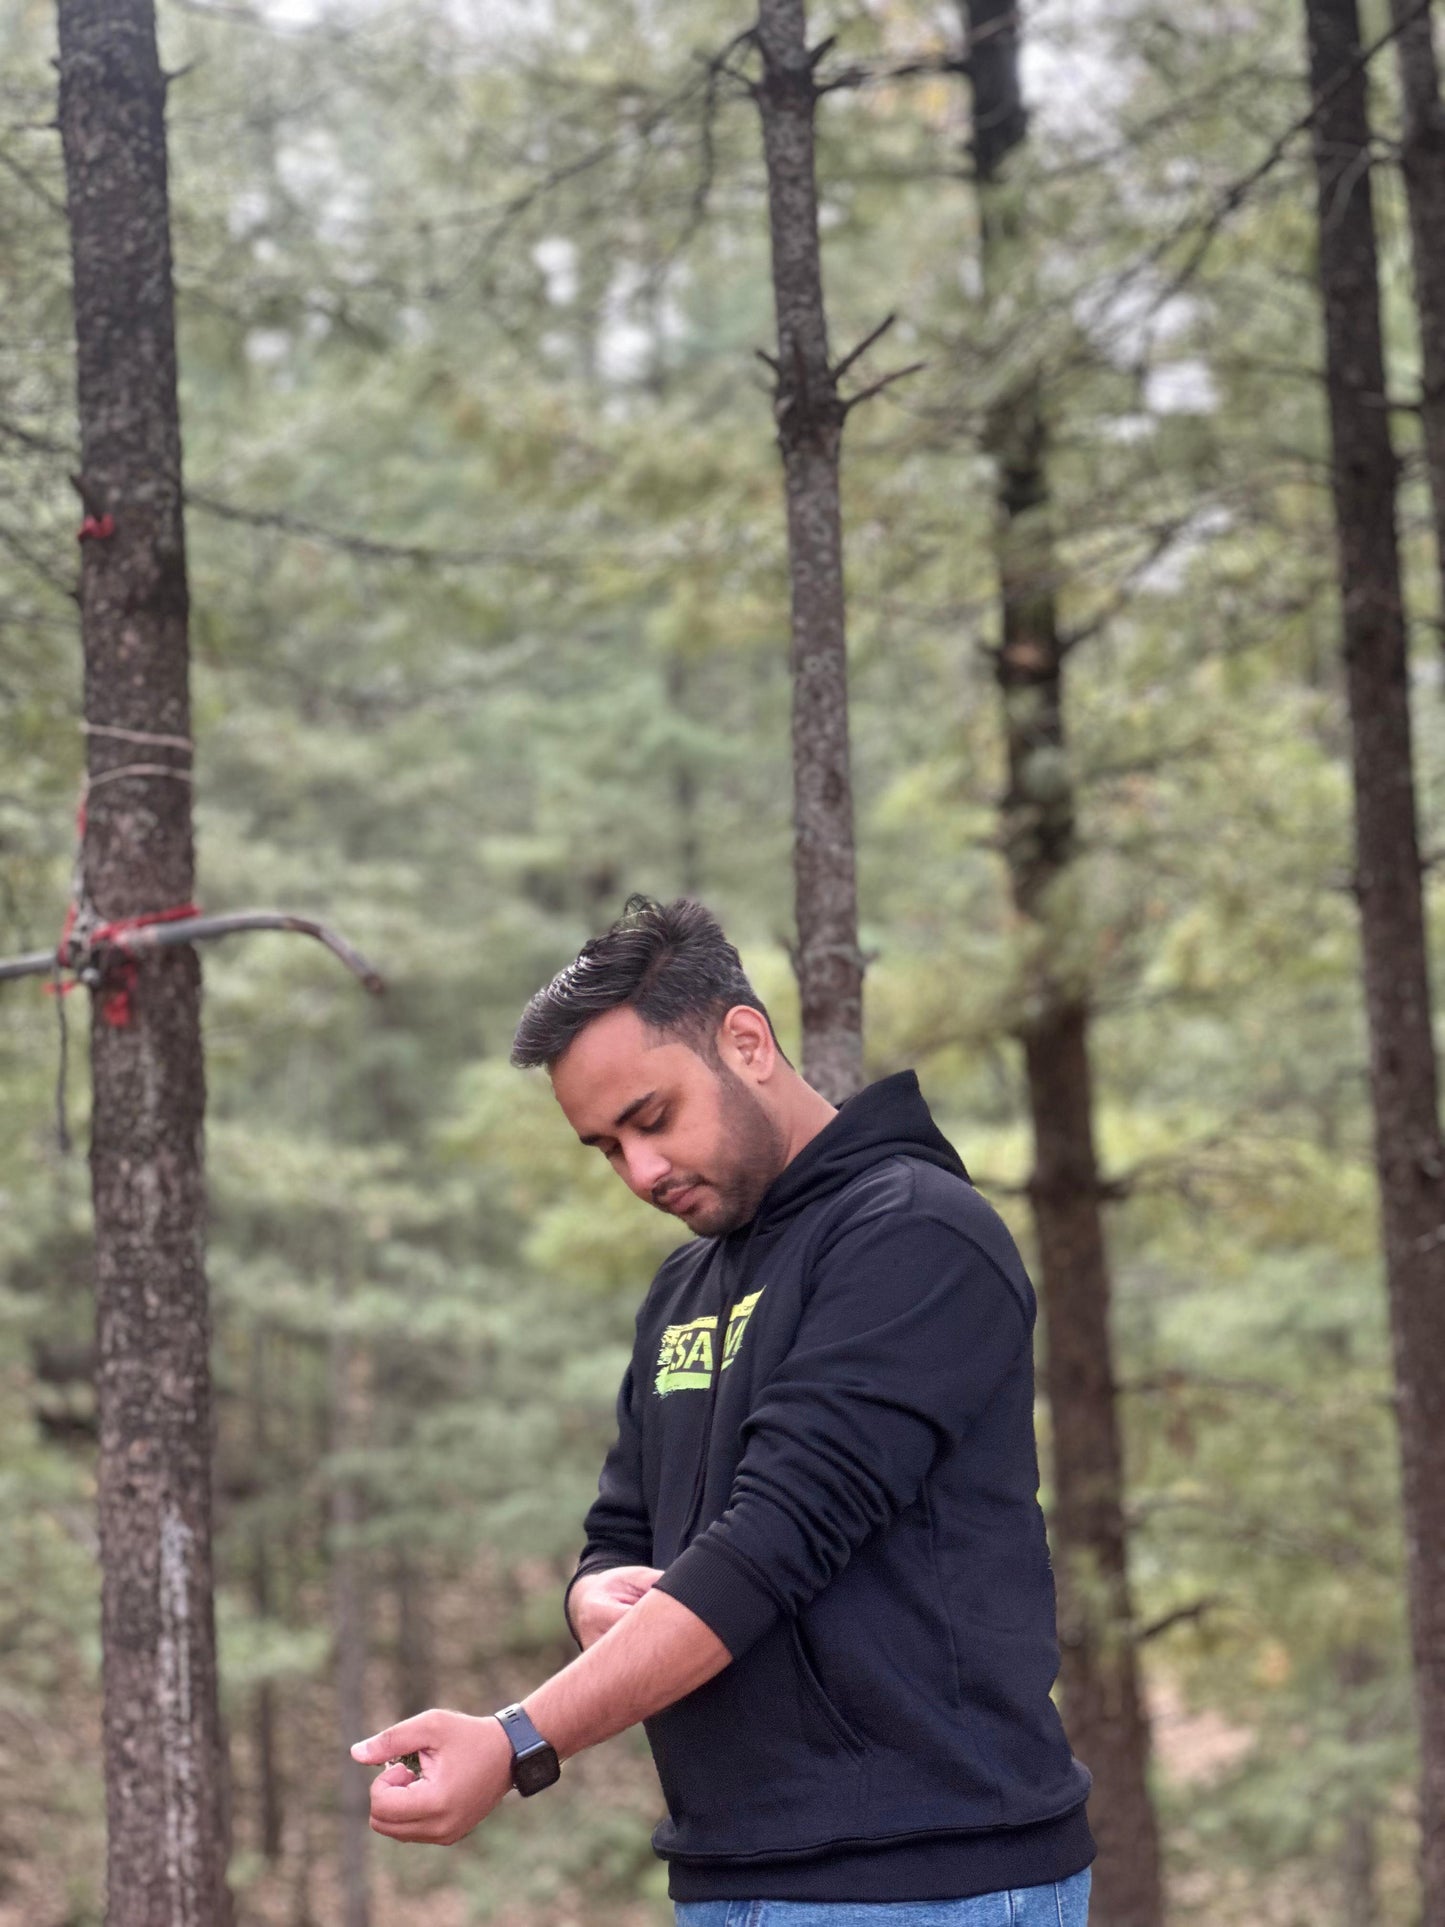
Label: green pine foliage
xmin=1 ymin=0 xmax=1442 ymax=1918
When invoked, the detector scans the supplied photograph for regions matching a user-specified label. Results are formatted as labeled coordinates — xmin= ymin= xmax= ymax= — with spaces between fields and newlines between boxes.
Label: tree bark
xmin=393 ymin=1545 xmax=436 ymax=1721
xmin=960 ymin=7 xmax=1164 ymax=1923
xmin=665 ymin=652 xmax=704 ymax=897
xmin=330 ymin=1310 xmax=371 ymax=1927
xmin=54 ymin=5 xmax=230 ymax=1922
xmin=1341 ymin=1811 xmax=1379 ymax=1927
xmin=1303 ymin=1 xmax=1445 ymax=1917
xmin=1338 ymin=1646 xmax=1382 ymax=1927
xmin=1390 ymin=0 xmax=1445 ymax=649
xmin=249 ymin=1328 xmax=284 ymax=1863
xmin=754 ymin=0 xmax=864 ymax=1103
xmin=1025 ymin=1008 xmax=1163 ymax=1927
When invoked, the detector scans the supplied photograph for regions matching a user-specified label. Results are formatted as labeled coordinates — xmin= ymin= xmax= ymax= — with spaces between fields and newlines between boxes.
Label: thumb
xmin=350 ymin=1712 xmax=436 ymax=1766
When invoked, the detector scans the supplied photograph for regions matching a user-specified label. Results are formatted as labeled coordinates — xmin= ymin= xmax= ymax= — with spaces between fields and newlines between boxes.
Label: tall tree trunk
xmin=665 ymin=653 xmax=704 ymax=898
xmin=1341 ymin=1811 xmax=1379 ymax=1927
xmin=1303 ymin=1 xmax=1445 ymax=1917
xmin=374 ymin=1354 xmax=434 ymax=1721
xmin=754 ymin=0 xmax=864 ymax=1104
xmin=393 ymin=1546 xmax=435 ymax=1719
xmin=1338 ymin=1646 xmax=1382 ymax=1927
xmin=960 ymin=8 xmax=1164 ymax=1923
xmin=250 ymin=1328 xmax=284 ymax=1863
xmin=1389 ymin=0 xmax=1445 ymax=647
xmin=330 ymin=1309 xmax=371 ymax=1927
xmin=289 ymin=1806 xmax=317 ymax=1927
xmin=54 ymin=6 xmax=230 ymax=1922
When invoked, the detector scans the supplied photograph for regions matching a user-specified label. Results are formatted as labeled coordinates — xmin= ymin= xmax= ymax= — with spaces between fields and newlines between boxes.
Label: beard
xmin=658 ymin=1064 xmax=786 ymax=1238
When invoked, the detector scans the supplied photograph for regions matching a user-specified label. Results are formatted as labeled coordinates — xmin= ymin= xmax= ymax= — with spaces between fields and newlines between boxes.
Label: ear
xmin=718 ymin=1005 xmax=776 ymax=1082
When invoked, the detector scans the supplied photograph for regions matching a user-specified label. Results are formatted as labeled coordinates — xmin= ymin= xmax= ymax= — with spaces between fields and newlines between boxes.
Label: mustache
xmin=652 ymin=1178 xmax=704 ymax=1209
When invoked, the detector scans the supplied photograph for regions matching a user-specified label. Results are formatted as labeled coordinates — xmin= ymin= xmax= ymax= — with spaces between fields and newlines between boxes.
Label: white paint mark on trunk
xmin=158 ymin=1504 xmax=200 ymax=1926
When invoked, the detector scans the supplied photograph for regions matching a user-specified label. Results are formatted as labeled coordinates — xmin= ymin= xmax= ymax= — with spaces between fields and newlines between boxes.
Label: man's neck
xmin=774 ymin=1067 xmax=841 ymax=1171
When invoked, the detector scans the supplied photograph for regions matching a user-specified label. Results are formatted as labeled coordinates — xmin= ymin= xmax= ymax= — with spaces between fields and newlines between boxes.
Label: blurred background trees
xmin=2 ymin=0 xmax=1444 ymax=1921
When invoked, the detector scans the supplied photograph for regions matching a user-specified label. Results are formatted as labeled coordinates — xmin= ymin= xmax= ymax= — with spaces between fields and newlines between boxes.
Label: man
xmin=352 ymin=897 xmax=1094 ymax=1926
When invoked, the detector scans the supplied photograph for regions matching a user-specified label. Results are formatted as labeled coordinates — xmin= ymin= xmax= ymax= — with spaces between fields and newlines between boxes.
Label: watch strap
xmin=494 ymin=1702 xmax=549 ymax=1758
xmin=493 ymin=1702 xmax=561 ymax=1796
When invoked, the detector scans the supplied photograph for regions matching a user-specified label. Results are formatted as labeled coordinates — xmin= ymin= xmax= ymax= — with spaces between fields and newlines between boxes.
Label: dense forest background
xmin=2 ymin=0 xmax=1442 ymax=1920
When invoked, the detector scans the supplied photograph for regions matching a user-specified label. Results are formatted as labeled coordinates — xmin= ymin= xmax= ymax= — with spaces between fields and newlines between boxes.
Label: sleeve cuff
xmin=563 ymin=1553 xmax=638 ymax=1647
xmin=654 ymin=1536 xmax=782 ymax=1657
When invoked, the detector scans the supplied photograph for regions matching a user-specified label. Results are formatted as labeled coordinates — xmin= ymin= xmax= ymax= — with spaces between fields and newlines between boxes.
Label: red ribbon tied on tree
xmin=49 ymin=902 xmax=202 ymax=1027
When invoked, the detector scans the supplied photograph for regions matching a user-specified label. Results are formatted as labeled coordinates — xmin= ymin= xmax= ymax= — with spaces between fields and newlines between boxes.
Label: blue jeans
xmin=674 ymin=1868 xmax=1091 ymax=1926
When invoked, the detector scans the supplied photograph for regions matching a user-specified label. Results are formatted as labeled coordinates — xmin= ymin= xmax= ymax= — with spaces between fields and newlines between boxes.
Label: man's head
xmin=511 ymin=896 xmax=796 ymax=1237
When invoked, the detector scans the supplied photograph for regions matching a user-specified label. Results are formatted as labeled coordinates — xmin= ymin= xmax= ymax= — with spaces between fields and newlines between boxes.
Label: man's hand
xmin=350 ymin=1708 xmax=514 ymax=1845
xmin=569 ymin=1564 xmax=662 ymax=1649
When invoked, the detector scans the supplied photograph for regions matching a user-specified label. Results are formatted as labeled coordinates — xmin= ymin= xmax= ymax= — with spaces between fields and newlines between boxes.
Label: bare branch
xmin=1138 ymin=1599 xmax=1226 ymax=1643
xmin=1134 ymin=0 xmax=1433 ymax=321
xmin=818 ymin=50 xmax=968 ymax=94
xmin=1059 ymin=510 xmax=1206 ymax=653
xmin=831 ymin=311 xmax=897 ymax=384
xmin=1 ymin=910 xmax=385 ymax=993
xmin=842 ymin=361 xmax=928 ymax=412
xmin=186 ymin=489 xmax=591 ymax=573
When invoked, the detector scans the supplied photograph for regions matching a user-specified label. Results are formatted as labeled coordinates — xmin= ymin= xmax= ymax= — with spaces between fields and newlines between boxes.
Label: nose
xmin=621 ymin=1139 xmax=670 ymax=1197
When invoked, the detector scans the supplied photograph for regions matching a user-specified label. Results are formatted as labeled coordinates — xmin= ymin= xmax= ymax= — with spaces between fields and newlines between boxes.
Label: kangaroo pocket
xmin=646 ymin=1615 xmax=866 ymax=1860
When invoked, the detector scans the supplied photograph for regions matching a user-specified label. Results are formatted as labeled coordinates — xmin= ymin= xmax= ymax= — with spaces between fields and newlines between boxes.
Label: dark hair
xmin=511 ymin=895 xmax=776 ymax=1070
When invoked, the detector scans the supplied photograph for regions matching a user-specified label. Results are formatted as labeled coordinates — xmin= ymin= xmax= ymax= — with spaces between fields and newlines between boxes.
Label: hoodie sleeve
xmin=562 ymin=1356 xmax=654 ymax=1644
xmin=653 ymin=1211 xmax=1031 ymax=1658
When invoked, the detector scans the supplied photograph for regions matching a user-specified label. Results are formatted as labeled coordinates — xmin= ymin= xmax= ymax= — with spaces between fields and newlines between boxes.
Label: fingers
xmin=369 ymin=1774 xmax=442 ymax=1826
xmin=350 ymin=1711 xmax=440 ymax=1766
xmin=605 ymin=1565 xmax=663 ymax=1594
xmin=368 ymin=1765 xmax=471 ymax=1846
xmin=370 ymin=1817 xmax=461 ymax=1846
xmin=632 ymin=1568 xmax=663 ymax=1594
xmin=592 ymin=1567 xmax=663 ymax=1611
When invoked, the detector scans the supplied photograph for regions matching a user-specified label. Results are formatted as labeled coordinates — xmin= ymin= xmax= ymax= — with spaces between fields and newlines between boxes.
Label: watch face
xmin=513 ymin=1742 xmax=561 ymax=1798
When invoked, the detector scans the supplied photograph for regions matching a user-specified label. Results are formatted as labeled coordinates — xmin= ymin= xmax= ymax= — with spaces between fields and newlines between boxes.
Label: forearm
xmin=523 ymin=1584 xmax=729 ymax=1760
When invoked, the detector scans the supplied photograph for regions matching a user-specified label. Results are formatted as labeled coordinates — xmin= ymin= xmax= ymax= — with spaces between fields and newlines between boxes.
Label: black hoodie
xmin=566 ymin=1072 xmax=1094 ymax=1903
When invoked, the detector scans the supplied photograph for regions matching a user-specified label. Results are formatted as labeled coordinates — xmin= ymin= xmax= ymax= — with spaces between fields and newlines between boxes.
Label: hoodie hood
xmin=754 ymin=1069 xmax=970 ymax=1232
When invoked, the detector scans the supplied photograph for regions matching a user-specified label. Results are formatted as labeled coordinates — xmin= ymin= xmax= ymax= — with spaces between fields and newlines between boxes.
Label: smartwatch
xmin=493 ymin=1703 xmax=561 ymax=1796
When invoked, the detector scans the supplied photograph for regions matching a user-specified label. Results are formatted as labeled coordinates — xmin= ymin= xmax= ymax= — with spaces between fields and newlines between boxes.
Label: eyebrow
xmin=580 ymin=1090 xmax=658 ymax=1147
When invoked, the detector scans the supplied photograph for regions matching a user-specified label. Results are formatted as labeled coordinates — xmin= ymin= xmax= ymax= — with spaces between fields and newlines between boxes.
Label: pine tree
xmin=1388 ymin=0 xmax=1445 ymax=646
xmin=54 ymin=1 xmax=230 ymax=1920
xmin=957 ymin=7 xmax=1164 ymax=1919
xmin=1302 ymin=0 xmax=1445 ymax=1914
xmin=755 ymin=0 xmax=865 ymax=1103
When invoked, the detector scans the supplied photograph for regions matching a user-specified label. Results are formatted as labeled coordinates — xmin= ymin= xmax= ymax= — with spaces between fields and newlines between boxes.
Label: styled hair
xmin=510 ymin=895 xmax=776 ymax=1070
